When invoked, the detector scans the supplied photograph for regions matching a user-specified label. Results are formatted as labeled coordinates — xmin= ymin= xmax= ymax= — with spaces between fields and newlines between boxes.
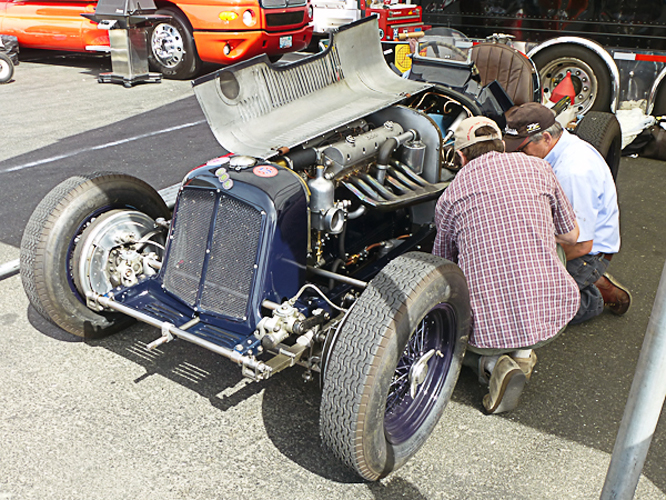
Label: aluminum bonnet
xmin=192 ymin=17 xmax=432 ymax=159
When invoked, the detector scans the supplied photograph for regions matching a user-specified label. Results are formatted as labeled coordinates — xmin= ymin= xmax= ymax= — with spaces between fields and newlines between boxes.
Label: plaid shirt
xmin=434 ymin=151 xmax=580 ymax=349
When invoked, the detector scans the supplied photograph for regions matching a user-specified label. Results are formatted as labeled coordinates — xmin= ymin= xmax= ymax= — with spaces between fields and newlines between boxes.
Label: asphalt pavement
xmin=0 ymin=49 xmax=665 ymax=500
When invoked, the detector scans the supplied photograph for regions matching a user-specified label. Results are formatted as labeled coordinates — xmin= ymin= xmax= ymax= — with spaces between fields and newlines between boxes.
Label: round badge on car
xmin=252 ymin=165 xmax=278 ymax=178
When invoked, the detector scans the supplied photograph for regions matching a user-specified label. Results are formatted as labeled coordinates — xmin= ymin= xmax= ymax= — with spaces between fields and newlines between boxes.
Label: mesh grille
xmin=266 ymin=11 xmax=304 ymax=27
xmin=200 ymin=196 xmax=263 ymax=319
xmin=162 ymin=189 xmax=216 ymax=306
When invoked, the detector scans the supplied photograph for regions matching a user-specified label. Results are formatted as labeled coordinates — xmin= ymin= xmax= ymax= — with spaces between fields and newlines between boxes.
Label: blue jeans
xmin=566 ymin=253 xmax=610 ymax=324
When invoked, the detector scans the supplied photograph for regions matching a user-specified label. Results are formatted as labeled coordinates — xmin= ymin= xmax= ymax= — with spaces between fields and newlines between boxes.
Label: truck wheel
xmin=0 ymin=53 xmax=14 ymax=83
xmin=149 ymin=8 xmax=202 ymax=80
xmin=20 ymin=173 xmax=171 ymax=338
xmin=532 ymin=44 xmax=611 ymax=114
xmin=320 ymin=252 xmax=470 ymax=481
xmin=575 ymin=111 xmax=622 ymax=181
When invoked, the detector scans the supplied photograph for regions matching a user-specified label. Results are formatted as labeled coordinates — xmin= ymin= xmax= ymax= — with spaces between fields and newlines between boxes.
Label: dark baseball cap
xmin=504 ymin=102 xmax=556 ymax=152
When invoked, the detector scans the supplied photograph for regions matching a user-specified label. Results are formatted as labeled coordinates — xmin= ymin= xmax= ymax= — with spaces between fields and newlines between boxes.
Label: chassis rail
xmin=91 ymin=292 xmax=273 ymax=380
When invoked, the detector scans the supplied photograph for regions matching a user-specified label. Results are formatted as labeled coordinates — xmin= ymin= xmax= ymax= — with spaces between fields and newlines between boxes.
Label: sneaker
xmin=511 ymin=351 xmax=537 ymax=381
xmin=594 ymin=273 xmax=632 ymax=315
xmin=482 ymin=355 xmax=527 ymax=414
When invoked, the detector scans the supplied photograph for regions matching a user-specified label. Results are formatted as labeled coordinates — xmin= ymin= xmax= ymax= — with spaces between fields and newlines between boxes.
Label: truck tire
xmin=320 ymin=252 xmax=470 ymax=481
xmin=0 ymin=52 xmax=14 ymax=84
xmin=532 ymin=44 xmax=611 ymax=114
xmin=20 ymin=173 xmax=170 ymax=338
xmin=575 ymin=111 xmax=622 ymax=181
xmin=149 ymin=8 xmax=202 ymax=80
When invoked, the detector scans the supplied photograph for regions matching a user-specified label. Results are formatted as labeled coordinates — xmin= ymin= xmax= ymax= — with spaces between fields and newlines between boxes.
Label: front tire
xmin=320 ymin=252 xmax=470 ymax=481
xmin=148 ymin=8 xmax=202 ymax=80
xmin=532 ymin=44 xmax=612 ymax=114
xmin=20 ymin=173 xmax=170 ymax=338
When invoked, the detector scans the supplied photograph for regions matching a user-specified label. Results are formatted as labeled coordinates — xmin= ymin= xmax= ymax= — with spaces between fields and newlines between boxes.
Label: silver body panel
xmin=193 ymin=18 xmax=432 ymax=159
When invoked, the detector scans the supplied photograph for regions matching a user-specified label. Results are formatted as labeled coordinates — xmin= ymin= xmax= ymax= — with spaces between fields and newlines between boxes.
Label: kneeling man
xmin=433 ymin=116 xmax=580 ymax=414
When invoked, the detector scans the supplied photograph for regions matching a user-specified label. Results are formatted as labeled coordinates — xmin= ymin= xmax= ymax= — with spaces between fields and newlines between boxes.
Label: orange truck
xmin=0 ymin=0 xmax=314 ymax=78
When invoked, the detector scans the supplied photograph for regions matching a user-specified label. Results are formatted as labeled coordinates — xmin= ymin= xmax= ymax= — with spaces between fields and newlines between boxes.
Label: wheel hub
xmin=73 ymin=210 xmax=164 ymax=308
xmin=408 ymin=349 xmax=436 ymax=399
xmin=540 ymin=57 xmax=598 ymax=113
xmin=384 ymin=304 xmax=455 ymax=445
xmin=151 ymin=24 xmax=184 ymax=68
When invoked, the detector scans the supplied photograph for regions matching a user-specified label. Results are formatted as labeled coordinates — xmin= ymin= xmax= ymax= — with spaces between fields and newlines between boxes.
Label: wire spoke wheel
xmin=384 ymin=304 xmax=455 ymax=444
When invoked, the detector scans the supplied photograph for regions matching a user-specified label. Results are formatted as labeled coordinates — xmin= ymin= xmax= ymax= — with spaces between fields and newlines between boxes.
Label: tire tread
xmin=320 ymin=252 xmax=463 ymax=480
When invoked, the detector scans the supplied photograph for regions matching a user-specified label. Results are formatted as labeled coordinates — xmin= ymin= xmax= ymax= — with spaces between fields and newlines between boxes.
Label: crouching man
xmin=504 ymin=102 xmax=631 ymax=322
xmin=433 ymin=116 xmax=580 ymax=414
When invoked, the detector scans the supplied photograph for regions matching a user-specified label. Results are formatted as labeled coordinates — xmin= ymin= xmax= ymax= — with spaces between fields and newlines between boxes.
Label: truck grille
xmin=266 ymin=11 xmax=304 ymax=27
xmin=261 ymin=0 xmax=306 ymax=8
xmin=162 ymin=188 xmax=263 ymax=320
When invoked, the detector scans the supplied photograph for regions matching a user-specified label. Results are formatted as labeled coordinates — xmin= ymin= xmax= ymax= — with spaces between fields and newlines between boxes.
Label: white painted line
xmin=0 ymin=120 xmax=206 ymax=174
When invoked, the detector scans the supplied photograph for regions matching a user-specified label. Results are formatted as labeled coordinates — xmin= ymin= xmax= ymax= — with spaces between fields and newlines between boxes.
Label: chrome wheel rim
xmin=151 ymin=23 xmax=184 ymax=68
xmin=539 ymin=57 xmax=598 ymax=114
xmin=0 ymin=58 xmax=12 ymax=82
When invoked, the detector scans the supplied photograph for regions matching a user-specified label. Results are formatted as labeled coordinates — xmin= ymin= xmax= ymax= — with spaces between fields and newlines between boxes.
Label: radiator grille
xmin=266 ymin=11 xmax=304 ymax=27
xmin=200 ymin=196 xmax=263 ymax=319
xmin=162 ymin=189 xmax=216 ymax=306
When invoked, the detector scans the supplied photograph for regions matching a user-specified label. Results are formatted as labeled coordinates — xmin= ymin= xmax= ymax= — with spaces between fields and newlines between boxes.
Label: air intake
xmin=162 ymin=188 xmax=264 ymax=320
xmin=200 ymin=196 xmax=262 ymax=319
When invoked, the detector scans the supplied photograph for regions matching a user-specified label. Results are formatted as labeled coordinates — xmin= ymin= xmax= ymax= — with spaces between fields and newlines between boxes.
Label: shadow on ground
xmin=18 ymin=48 xmax=111 ymax=76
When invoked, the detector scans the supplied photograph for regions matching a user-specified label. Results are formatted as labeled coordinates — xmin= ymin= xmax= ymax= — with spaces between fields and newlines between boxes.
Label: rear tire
xmin=320 ymin=252 xmax=470 ymax=480
xmin=575 ymin=111 xmax=622 ymax=181
xmin=20 ymin=173 xmax=170 ymax=338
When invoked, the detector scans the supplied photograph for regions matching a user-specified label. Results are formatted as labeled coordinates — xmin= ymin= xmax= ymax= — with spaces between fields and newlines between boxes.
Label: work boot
xmin=594 ymin=273 xmax=632 ymax=315
xmin=482 ymin=355 xmax=527 ymax=414
xmin=511 ymin=351 xmax=537 ymax=381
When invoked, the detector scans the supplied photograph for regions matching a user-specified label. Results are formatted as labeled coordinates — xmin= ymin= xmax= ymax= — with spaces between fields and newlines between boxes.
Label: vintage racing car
xmin=19 ymin=17 xmax=620 ymax=480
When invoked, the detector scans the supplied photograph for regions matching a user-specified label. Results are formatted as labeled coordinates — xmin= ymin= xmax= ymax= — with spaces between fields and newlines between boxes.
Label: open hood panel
xmin=192 ymin=17 xmax=432 ymax=159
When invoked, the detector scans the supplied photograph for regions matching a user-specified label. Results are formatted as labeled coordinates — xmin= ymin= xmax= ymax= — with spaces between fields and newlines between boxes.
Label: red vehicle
xmin=312 ymin=0 xmax=429 ymax=43
xmin=0 ymin=0 xmax=314 ymax=79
